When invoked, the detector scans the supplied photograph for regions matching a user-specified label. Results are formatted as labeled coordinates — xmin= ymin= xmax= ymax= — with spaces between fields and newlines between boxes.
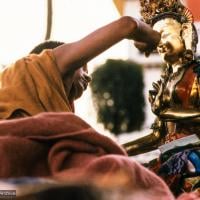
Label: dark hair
xmin=151 ymin=12 xmax=183 ymax=25
xmin=30 ymin=40 xmax=64 ymax=54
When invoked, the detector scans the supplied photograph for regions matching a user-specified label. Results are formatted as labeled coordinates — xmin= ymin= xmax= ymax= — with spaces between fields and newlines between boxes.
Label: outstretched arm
xmin=53 ymin=16 xmax=160 ymax=77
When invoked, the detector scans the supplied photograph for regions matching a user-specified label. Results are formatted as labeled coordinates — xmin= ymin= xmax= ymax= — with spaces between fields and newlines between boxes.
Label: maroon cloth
xmin=177 ymin=192 xmax=200 ymax=200
xmin=0 ymin=112 xmax=126 ymax=177
xmin=0 ymin=112 xmax=175 ymax=199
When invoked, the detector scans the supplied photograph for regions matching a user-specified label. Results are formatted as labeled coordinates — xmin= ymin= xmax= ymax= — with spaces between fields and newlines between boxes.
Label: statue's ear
xmin=181 ymin=23 xmax=194 ymax=52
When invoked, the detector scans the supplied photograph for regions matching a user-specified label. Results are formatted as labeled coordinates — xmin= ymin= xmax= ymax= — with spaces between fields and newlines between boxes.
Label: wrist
xmin=118 ymin=16 xmax=138 ymax=39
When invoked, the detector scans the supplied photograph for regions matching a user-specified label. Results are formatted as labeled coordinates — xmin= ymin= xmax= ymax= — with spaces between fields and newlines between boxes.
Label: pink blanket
xmin=0 ymin=112 xmax=197 ymax=199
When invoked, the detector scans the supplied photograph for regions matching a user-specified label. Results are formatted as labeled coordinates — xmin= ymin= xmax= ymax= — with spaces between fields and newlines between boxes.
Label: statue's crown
xmin=140 ymin=0 xmax=193 ymax=25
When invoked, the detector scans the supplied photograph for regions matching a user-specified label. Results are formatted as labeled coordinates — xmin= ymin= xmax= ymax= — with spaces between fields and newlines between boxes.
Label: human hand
xmin=130 ymin=19 xmax=161 ymax=56
xmin=134 ymin=41 xmax=153 ymax=57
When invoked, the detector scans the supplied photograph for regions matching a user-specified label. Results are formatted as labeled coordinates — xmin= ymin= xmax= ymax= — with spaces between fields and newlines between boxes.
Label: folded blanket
xmin=0 ymin=112 xmax=174 ymax=200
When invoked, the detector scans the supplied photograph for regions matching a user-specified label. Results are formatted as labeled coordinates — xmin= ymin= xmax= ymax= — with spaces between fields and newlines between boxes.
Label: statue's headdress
xmin=139 ymin=0 xmax=198 ymax=54
xmin=140 ymin=0 xmax=193 ymax=25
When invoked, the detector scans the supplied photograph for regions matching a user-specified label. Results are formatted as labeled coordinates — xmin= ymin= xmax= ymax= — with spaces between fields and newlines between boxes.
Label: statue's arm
xmin=159 ymin=108 xmax=200 ymax=122
xmin=122 ymin=118 xmax=166 ymax=156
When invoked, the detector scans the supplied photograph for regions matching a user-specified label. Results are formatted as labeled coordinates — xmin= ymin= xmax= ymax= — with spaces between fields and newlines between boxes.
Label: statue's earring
xmin=181 ymin=23 xmax=195 ymax=63
xmin=182 ymin=49 xmax=194 ymax=64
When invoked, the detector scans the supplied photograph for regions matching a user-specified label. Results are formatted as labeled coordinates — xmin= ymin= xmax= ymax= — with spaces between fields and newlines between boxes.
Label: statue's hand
xmin=149 ymin=79 xmax=164 ymax=114
xmin=149 ymin=79 xmax=162 ymax=103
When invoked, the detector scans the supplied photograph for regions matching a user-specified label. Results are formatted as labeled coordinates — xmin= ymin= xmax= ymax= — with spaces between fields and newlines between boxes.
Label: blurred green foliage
xmin=90 ymin=59 xmax=145 ymax=135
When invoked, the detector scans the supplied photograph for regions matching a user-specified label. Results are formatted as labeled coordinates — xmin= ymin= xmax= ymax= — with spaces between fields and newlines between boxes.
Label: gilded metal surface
xmin=160 ymin=108 xmax=200 ymax=121
xmin=139 ymin=0 xmax=193 ymax=24
xmin=153 ymin=18 xmax=185 ymax=64
xmin=123 ymin=118 xmax=165 ymax=155
xmin=123 ymin=0 xmax=200 ymax=156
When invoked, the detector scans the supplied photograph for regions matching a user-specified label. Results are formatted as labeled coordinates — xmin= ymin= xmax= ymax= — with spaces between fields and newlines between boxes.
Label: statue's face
xmin=153 ymin=18 xmax=185 ymax=64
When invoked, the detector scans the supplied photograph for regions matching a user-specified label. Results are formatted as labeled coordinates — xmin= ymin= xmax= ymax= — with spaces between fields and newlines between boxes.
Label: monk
xmin=0 ymin=16 xmax=160 ymax=119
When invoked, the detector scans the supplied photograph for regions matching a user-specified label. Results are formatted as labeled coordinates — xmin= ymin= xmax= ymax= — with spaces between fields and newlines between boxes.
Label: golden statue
xmin=123 ymin=0 xmax=200 ymax=195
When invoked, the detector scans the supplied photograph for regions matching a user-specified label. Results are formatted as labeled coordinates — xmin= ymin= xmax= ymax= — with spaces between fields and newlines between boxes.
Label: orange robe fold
xmin=0 ymin=50 xmax=72 ymax=119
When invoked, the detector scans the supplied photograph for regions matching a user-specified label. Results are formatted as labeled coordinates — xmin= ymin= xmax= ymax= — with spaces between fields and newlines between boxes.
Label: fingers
xmin=134 ymin=41 xmax=148 ymax=52
xmin=152 ymin=82 xmax=160 ymax=91
xmin=134 ymin=41 xmax=154 ymax=57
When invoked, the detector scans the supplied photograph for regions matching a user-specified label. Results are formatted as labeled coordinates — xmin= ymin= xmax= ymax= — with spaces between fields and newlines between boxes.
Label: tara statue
xmin=123 ymin=0 xmax=200 ymax=195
